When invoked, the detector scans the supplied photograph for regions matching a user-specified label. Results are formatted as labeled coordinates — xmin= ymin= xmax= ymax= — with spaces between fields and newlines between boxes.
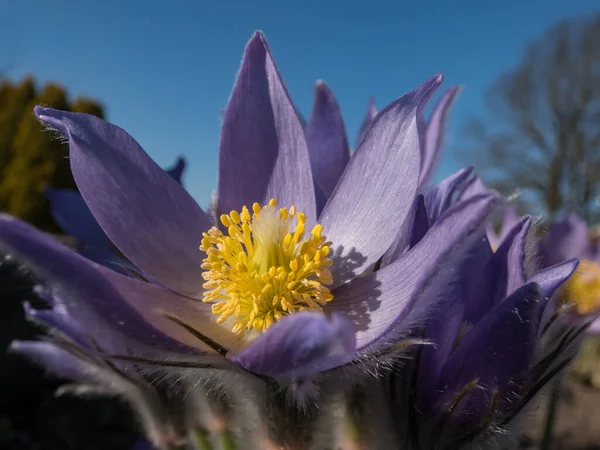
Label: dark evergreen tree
xmin=0 ymin=78 xmax=104 ymax=230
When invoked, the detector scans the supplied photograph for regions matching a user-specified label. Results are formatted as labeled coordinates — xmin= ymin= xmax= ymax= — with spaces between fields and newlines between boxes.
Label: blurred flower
xmin=493 ymin=211 xmax=600 ymax=332
xmin=539 ymin=213 xmax=600 ymax=331
xmin=408 ymin=213 xmax=582 ymax=446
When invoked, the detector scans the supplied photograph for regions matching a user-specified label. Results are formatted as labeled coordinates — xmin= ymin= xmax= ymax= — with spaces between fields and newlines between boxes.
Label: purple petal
xmin=45 ymin=188 xmax=131 ymax=273
xmin=417 ymin=287 xmax=466 ymax=405
xmin=218 ymin=32 xmax=316 ymax=225
xmin=10 ymin=340 xmax=96 ymax=381
xmin=407 ymin=195 xmax=430 ymax=249
xmin=46 ymin=188 xmax=111 ymax=252
xmin=487 ymin=207 xmax=521 ymax=251
xmin=326 ymin=194 xmax=496 ymax=349
xmin=165 ymin=156 xmax=186 ymax=185
xmin=10 ymin=340 xmax=145 ymax=395
xmin=586 ymin=317 xmax=600 ymax=335
xmin=531 ymin=259 xmax=578 ymax=328
xmin=320 ymin=75 xmax=443 ymax=286
xmin=78 ymin=246 xmax=137 ymax=276
xmin=542 ymin=213 xmax=590 ymax=265
xmin=501 ymin=217 xmax=530 ymax=297
xmin=23 ymin=301 xmax=91 ymax=349
xmin=34 ymin=107 xmax=212 ymax=297
xmin=530 ymin=259 xmax=578 ymax=300
xmin=46 ymin=156 xmax=186 ymax=274
xmin=423 ymin=167 xmax=475 ymax=225
xmin=381 ymin=194 xmax=428 ymax=266
xmin=355 ymin=96 xmax=377 ymax=148
xmin=45 ymin=190 xmax=134 ymax=275
xmin=93 ymin=264 xmax=241 ymax=352
xmin=314 ymin=183 xmax=328 ymax=219
xmin=305 ymin=80 xmax=350 ymax=202
xmin=228 ymin=312 xmax=356 ymax=378
xmin=458 ymin=173 xmax=491 ymax=200
xmin=419 ymin=86 xmax=461 ymax=187
xmin=464 ymin=217 xmax=531 ymax=324
xmin=0 ymin=215 xmax=212 ymax=353
xmin=433 ymin=283 xmax=540 ymax=420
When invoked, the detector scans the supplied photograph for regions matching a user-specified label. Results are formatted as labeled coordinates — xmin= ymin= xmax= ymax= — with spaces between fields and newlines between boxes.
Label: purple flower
xmin=492 ymin=211 xmax=600 ymax=333
xmin=540 ymin=213 xmax=599 ymax=266
xmin=1 ymin=30 xmax=588 ymax=450
xmin=0 ymin=31 xmax=489 ymax=387
xmin=406 ymin=213 xmax=586 ymax=443
xmin=356 ymin=97 xmax=378 ymax=149
xmin=539 ymin=213 xmax=600 ymax=332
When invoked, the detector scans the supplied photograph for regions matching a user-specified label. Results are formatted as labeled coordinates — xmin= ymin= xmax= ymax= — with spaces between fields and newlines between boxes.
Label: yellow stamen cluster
xmin=200 ymin=199 xmax=334 ymax=334
xmin=563 ymin=259 xmax=600 ymax=314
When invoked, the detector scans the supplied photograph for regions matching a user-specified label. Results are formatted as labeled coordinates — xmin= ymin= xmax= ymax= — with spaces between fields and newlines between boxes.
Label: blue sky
xmin=1 ymin=0 xmax=599 ymax=207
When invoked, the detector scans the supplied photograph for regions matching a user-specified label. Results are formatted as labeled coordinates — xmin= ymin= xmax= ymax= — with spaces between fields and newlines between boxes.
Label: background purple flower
xmin=491 ymin=211 xmax=600 ymax=334
xmin=406 ymin=215 xmax=585 ymax=444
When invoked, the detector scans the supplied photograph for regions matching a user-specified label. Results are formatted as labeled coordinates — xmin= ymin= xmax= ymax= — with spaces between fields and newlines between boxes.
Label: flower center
xmin=200 ymin=199 xmax=334 ymax=335
xmin=563 ymin=259 xmax=600 ymax=314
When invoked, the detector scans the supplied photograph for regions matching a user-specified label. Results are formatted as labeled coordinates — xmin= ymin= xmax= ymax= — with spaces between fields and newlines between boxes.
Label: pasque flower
xmin=410 ymin=216 xmax=582 ymax=445
xmin=1 ymin=30 xmax=586 ymax=450
xmin=370 ymin=181 xmax=586 ymax=448
xmin=0 ymin=31 xmax=486 ymax=387
xmin=491 ymin=210 xmax=600 ymax=332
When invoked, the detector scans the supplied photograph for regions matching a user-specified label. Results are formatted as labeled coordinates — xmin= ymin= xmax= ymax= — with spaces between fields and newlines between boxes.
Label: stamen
xmin=200 ymin=199 xmax=334 ymax=335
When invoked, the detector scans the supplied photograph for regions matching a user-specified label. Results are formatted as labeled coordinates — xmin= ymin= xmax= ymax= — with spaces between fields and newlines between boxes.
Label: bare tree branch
xmin=461 ymin=14 xmax=600 ymax=222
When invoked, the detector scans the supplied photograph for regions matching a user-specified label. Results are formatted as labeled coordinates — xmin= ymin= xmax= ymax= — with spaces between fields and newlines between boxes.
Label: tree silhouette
xmin=462 ymin=14 xmax=600 ymax=222
xmin=0 ymin=77 xmax=104 ymax=230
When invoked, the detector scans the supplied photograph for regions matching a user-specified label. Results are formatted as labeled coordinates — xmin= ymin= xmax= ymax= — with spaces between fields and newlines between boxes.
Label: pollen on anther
xmin=199 ymin=198 xmax=334 ymax=335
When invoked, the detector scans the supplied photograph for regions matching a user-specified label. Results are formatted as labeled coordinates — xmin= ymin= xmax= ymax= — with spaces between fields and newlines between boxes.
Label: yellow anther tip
xmin=199 ymin=198 xmax=333 ymax=334
xmin=311 ymin=224 xmax=323 ymax=238
xmin=220 ymin=214 xmax=231 ymax=227
xmin=230 ymin=210 xmax=241 ymax=224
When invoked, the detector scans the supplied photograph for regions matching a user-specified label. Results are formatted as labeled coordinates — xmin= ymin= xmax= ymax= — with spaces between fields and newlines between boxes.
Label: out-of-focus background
xmin=1 ymin=0 xmax=600 ymax=449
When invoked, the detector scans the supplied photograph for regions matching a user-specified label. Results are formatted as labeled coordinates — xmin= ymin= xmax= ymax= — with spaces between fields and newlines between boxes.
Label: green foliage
xmin=0 ymin=77 xmax=104 ymax=231
xmin=0 ymin=77 xmax=35 ymax=182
